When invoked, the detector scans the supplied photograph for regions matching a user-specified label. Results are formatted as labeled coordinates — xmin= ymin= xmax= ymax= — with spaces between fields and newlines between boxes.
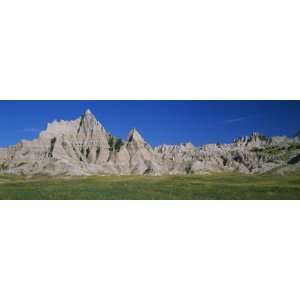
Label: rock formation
xmin=0 ymin=109 xmax=299 ymax=176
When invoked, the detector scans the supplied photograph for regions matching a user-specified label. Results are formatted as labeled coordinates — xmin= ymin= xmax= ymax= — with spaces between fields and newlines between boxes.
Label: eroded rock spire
xmin=128 ymin=128 xmax=146 ymax=144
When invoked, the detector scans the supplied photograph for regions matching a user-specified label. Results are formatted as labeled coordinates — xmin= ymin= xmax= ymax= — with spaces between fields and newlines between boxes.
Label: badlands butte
xmin=0 ymin=109 xmax=300 ymax=176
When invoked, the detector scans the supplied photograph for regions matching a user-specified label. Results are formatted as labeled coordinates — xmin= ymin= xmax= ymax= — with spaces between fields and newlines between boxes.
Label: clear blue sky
xmin=0 ymin=101 xmax=299 ymax=148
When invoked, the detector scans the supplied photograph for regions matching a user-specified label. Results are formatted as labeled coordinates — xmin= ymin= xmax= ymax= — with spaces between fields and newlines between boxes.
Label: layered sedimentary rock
xmin=0 ymin=110 xmax=299 ymax=176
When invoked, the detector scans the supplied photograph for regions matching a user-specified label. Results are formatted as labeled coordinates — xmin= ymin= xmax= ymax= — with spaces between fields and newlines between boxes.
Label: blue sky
xmin=0 ymin=101 xmax=299 ymax=147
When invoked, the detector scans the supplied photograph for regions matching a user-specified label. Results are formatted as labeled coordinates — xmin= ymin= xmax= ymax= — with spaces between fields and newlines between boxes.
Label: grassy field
xmin=0 ymin=173 xmax=299 ymax=199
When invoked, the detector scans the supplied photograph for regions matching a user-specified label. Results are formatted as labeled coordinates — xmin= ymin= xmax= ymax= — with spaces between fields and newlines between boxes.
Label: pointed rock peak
xmin=79 ymin=109 xmax=99 ymax=126
xmin=77 ymin=109 xmax=107 ymax=136
xmin=233 ymin=132 xmax=271 ymax=148
xmin=82 ymin=108 xmax=96 ymax=119
xmin=250 ymin=132 xmax=265 ymax=138
xmin=249 ymin=132 xmax=270 ymax=142
xmin=128 ymin=128 xmax=146 ymax=144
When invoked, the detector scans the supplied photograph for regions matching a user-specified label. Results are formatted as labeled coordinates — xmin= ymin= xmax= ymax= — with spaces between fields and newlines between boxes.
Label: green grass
xmin=0 ymin=173 xmax=300 ymax=199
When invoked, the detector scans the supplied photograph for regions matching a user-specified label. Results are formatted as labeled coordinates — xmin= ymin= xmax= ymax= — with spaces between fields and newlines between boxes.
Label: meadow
xmin=0 ymin=173 xmax=299 ymax=200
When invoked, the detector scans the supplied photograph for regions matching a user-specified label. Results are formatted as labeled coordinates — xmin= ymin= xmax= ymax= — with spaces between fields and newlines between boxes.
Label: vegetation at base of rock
xmin=288 ymin=144 xmax=300 ymax=151
xmin=114 ymin=138 xmax=124 ymax=151
xmin=251 ymin=145 xmax=285 ymax=154
xmin=108 ymin=136 xmax=124 ymax=152
xmin=0 ymin=163 xmax=8 ymax=170
xmin=0 ymin=174 xmax=299 ymax=200
xmin=251 ymin=144 xmax=300 ymax=153
xmin=250 ymin=144 xmax=300 ymax=161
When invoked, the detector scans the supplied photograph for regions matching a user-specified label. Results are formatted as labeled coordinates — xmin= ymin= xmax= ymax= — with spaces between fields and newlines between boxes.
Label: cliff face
xmin=0 ymin=110 xmax=299 ymax=176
